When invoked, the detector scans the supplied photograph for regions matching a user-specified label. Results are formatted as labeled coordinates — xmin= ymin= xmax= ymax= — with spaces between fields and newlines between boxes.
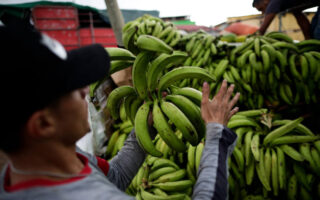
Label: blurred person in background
xmin=252 ymin=0 xmax=320 ymax=39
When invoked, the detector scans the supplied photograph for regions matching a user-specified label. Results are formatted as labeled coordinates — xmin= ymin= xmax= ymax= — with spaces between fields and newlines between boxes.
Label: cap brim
xmin=65 ymin=44 xmax=110 ymax=92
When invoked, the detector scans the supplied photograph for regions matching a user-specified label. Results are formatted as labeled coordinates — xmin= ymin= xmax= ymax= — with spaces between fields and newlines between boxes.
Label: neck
xmin=7 ymin=142 xmax=84 ymax=185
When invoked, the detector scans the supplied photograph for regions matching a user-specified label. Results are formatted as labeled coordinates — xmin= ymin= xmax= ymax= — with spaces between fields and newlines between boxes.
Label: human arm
xmin=259 ymin=13 xmax=276 ymax=35
xmin=192 ymin=80 xmax=240 ymax=200
xmin=106 ymin=130 xmax=146 ymax=191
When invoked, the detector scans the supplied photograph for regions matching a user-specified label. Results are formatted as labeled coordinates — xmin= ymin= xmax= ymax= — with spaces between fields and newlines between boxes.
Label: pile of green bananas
xmin=227 ymin=32 xmax=320 ymax=109
xmin=180 ymin=30 xmax=219 ymax=68
xmin=226 ymin=108 xmax=320 ymax=199
xmin=122 ymin=14 xmax=182 ymax=55
xmin=105 ymin=35 xmax=215 ymax=157
xmin=126 ymin=156 xmax=194 ymax=200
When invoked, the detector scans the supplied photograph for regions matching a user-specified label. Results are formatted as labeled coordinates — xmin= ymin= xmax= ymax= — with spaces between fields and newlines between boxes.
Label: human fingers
xmin=223 ymin=84 xmax=235 ymax=103
xmin=228 ymin=92 xmax=240 ymax=111
xmin=214 ymin=80 xmax=228 ymax=101
xmin=227 ymin=107 xmax=239 ymax=120
xmin=201 ymin=82 xmax=210 ymax=105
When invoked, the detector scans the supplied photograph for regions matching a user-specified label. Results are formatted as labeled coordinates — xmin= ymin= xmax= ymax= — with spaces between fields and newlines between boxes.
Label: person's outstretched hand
xmin=201 ymin=80 xmax=240 ymax=126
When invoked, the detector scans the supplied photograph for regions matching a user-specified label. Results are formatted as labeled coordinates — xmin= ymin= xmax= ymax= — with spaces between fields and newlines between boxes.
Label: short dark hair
xmin=0 ymin=23 xmax=110 ymax=153
xmin=253 ymin=0 xmax=263 ymax=7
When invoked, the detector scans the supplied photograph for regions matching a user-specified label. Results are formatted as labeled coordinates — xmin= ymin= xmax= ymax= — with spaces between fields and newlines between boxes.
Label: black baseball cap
xmin=0 ymin=23 xmax=110 ymax=134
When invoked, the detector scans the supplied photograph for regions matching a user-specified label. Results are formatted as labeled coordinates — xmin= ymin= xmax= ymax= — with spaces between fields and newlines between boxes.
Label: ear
xmin=25 ymin=109 xmax=56 ymax=138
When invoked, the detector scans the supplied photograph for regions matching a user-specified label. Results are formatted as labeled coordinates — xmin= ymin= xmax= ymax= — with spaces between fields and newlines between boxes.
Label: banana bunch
xmin=227 ymin=108 xmax=320 ymax=199
xmin=126 ymin=156 xmax=194 ymax=200
xmin=106 ymin=36 xmax=215 ymax=157
xmin=122 ymin=14 xmax=182 ymax=55
xmin=225 ymin=33 xmax=320 ymax=109
xmin=180 ymin=30 xmax=219 ymax=68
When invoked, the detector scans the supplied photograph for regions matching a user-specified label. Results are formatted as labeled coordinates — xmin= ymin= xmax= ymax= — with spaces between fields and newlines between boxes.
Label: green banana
xmin=159 ymin=25 xmax=173 ymax=39
xmin=272 ymin=41 xmax=298 ymax=52
xmin=270 ymin=135 xmax=320 ymax=146
xmin=272 ymin=119 xmax=314 ymax=136
xmin=254 ymin=38 xmax=261 ymax=57
xmin=245 ymin=131 xmax=253 ymax=166
xmin=230 ymin=66 xmax=242 ymax=82
xmin=299 ymin=54 xmax=309 ymax=80
xmin=186 ymin=37 xmax=196 ymax=52
xmin=124 ymin=94 xmax=136 ymax=124
xmin=235 ymin=127 xmax=251 ymax=148
xmin=289 ymin=54 xmax=303 ymax=80
xmin=129 ymin=97 xmax=143 ymax=124
xmin=296 ymin=39 xmax=320 ymax=47
xmin=140 ymin=188 xmax=186 ymax=200
xmin=165 ymin=94 xmax=205 ymax=142
xmin=150 ymin=180 xmax=193 ymax=192
xmin=204 ymin=34 xmax=215 ymax=48
xmin=157 ymin=67 xmax=215 ymax=96
xmin=105 ymin=130 xmax=120 ymax=158
xmin=160 ymin=100 xmax=198 ymax=145
xmin=210 ymin=43 xmax=218 ymax=55
xmin=151 ymin=158 xmax=180 ymax=171
xmin=264 ymin=148 xmax=272 ymax=184
xmin=238 ymin=50 xmax=253 ymax=68
xmin=187 ymin=145 xmax=196 ymax=175
xmin=276 ymin=147 xmax=286 ymax=190
xmin=227 ymin=119 xmax=259 ymax=129
xmin=287 ymin=174 xmax=298 ymax=200
xmin=153 ymin=169 xmax=186 ymax=183
xmin=303 ymin=52 xmax=317 ymax=75
xmin=261 ymin=43 xmax=276 ymax=62
xmin=109 ymin=60 xmax=133 ymax=75
xmin=314 ymin=140 xmax=320 ymax=153
xmin=106 ymin=86 xmax=136 ymax=120
xmin=245 ymin=155 xmax=255 ymax=185
xmin=105 ymin=47 xmax=136 ymax=61
xmin=132 ymin=51 xmax=154 ymax=99
xmin=151 ymin=188 xmax=167 ymax=197
xmin=293 ymin=162 xmax=311 ymax=191
xmin=233 ymin=146 xmax=245 ymax=172
xmin=280 ymin=144 xmax=304 ymax=161
xmin=149 ymin=167 xmax=177 ymax=181
xmin=169 ymin=32 xmax=181 ymax=47
xmin=266 ymin=32 xmax=293 ymax=43
xmin=135 ymin=102 xmax=162 ymax=157
xmin=263 ymin=117 xmax=303 ymax=145
xmin=256 ymin=148 xmax=271 ymax=191
xmin=170 ymin=86 xmax=202 ymax=106
xmin=214 ymin=59 xmax=229 ymax=80
xmin=236 ymin=109 xmax=267 ymax=117
xmin=136 ymin=34 xmax=173 ymax=54
xmin=251 ymin=133 xmax=260 ymax=162
xmin=271 ymin=149 xmax=278 ymax=196
xmin=122 ymin=25 xmax=139 ymax=54
xmin=300 ymin=143 xmax=319 ymax=174
xmin=311 ymin=147 xmax=320 ymax=171
xmin=152 ymin=99 xmax=187 ymax=152
xmin=186 ymin=163 xmax=196 ymax=184
xmin=152 ymin=21 xmax=163 ymax=37
xmin=279 ymin=83 xmax=292 ymax=105
xmin=147 ymin=51 xmax=188 ymax=91
xmin=261 ymin=49 xmax=270 ymax=72
xmin=195 ymin=142 xmax=204 ymax=174
xmin=164 ymin=28 xmax=177 ymax=44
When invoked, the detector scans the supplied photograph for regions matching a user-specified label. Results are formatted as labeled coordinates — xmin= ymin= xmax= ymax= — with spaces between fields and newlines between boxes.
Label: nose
xmin=80 ymin=86 xmax=90 ymax=99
